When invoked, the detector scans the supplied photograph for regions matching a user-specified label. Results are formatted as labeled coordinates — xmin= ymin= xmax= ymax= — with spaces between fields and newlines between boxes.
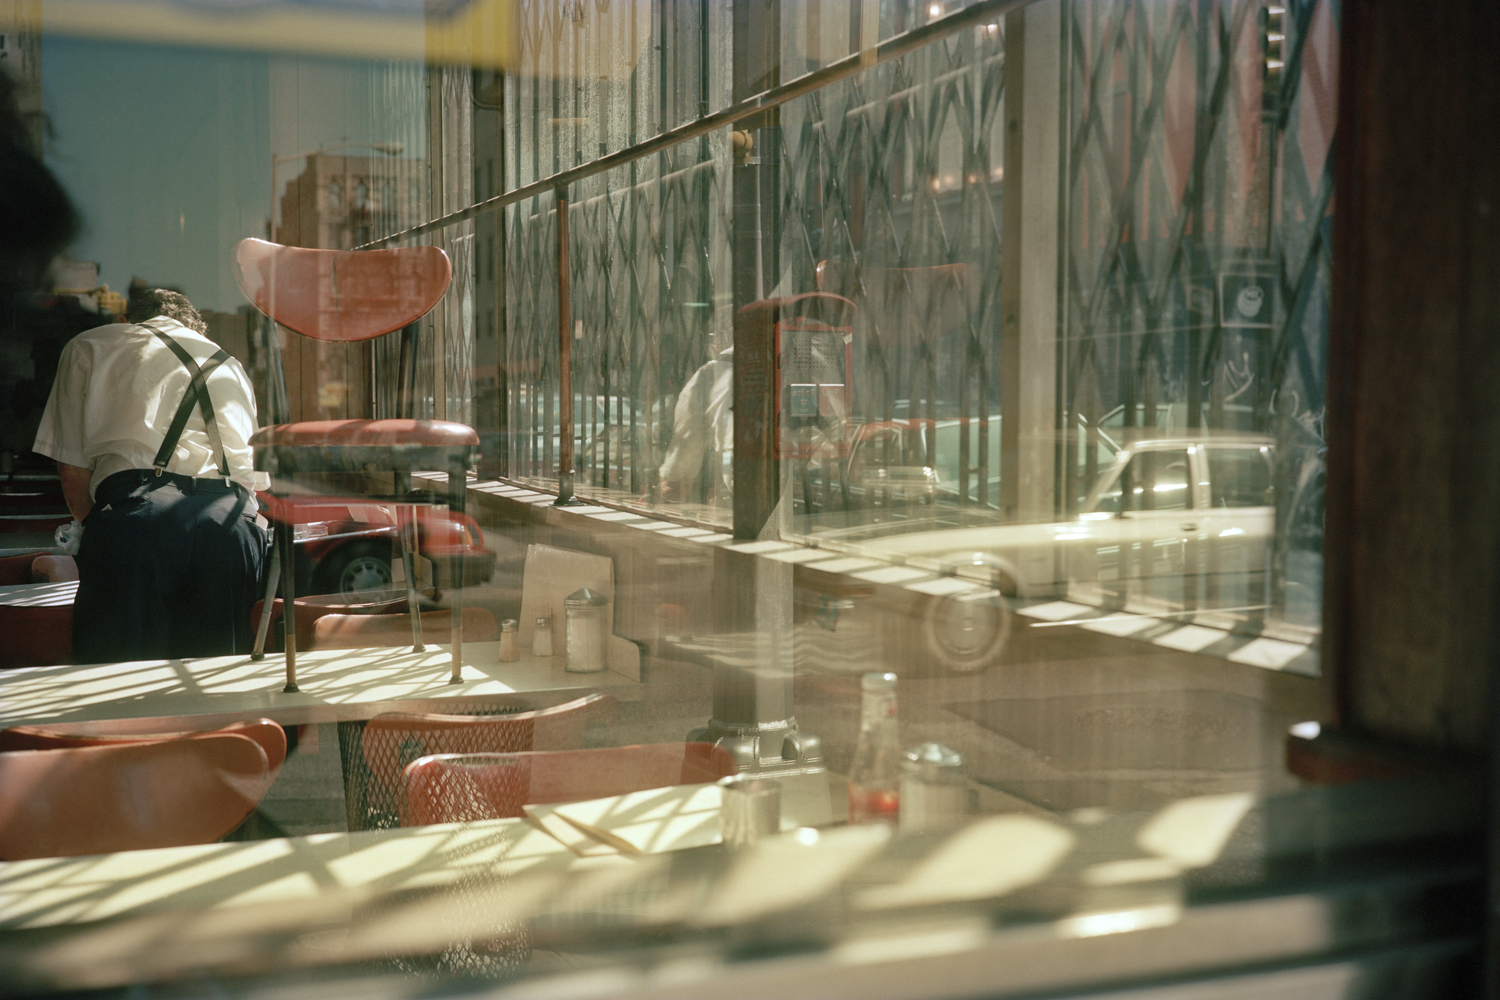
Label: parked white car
xmin=799 ymin=435 xmax=1276 ymax=673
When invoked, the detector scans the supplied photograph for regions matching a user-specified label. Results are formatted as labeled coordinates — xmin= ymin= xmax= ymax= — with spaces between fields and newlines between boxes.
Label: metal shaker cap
xmin=500 ymin=619 xmax=518 ymax=632
xmin=861 ymin=671 xmax=897 ymax=691
xmin=902 ymin=742 xmax=964 ymax=779
xmin=565 ymin=587 xmax=608 ymax=608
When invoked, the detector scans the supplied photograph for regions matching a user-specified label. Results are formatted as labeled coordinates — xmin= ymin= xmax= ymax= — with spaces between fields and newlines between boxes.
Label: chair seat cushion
xmin=251 ymin=419 xmax=480 ymax=448
xmin=251 ymin=420 xmax=480 ymax=475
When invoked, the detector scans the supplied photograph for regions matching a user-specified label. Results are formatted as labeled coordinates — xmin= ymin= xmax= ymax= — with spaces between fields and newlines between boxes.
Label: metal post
xmin=555 ymin=182 xmax=578 ymax=505
xmin=731 ymin=0 xmax=782 ymax=541
xmin=688 ymin=0 xmax=823 ymax=784
xmin=279 ymin=513 xmax=299 ymax=692
xmin=396 ymin=322 xmax=419 ymax=420
xmin=447 ymin=461 xmax=466 ymax=683
xmin=251 ymin=540 xmax=280 ymax=661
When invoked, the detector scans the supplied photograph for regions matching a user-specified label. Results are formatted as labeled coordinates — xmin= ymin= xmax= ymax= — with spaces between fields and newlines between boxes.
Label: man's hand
xmin=56 ymin=462 xmax=93 ymax=522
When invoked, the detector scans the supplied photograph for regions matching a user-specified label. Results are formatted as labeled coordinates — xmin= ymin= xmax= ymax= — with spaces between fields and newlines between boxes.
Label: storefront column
xmin=999 ymin=0 xmax=1059 ymax=526
xmin=1316 ymin=0 xmax=1500 ymax=988
xmin=687 ymin=0 xmax=822 ymax=779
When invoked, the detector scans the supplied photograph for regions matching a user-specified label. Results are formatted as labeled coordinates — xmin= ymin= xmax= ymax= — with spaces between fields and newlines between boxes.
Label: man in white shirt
xmin=659 ymin=347 xmax=734 ymax=506
xmin=33 ymin=288 xmax=268 ymax=663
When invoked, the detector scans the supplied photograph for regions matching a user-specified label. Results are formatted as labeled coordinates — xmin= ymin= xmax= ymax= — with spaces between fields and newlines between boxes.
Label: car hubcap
xmin=340 ymin=555 xmax=392 ymax=595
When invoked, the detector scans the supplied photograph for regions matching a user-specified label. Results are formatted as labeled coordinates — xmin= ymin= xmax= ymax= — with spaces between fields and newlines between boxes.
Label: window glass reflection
xmin=0 ymin=0 xmax=1351 ymax=991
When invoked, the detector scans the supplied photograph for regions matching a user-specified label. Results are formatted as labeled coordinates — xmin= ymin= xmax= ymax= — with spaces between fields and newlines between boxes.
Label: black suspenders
xmin=142 ymin=323 xmax=234 ymax=480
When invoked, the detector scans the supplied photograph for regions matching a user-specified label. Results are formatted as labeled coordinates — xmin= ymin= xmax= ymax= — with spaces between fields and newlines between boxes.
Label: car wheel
xmin=919 ymin=590 xmax=1011 ymax=674
xmin=317 ymin=541 xmax=394 ymax=598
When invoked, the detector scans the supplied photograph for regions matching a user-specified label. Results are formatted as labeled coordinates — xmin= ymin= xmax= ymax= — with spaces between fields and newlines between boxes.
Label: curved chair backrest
xmin=0 ymin=718 xmax=288 ymax=784
xmin=0 ymin=605 xmax=73 ymax=669
xmin=29 ymin=555 xmax=78 ymax=582
xmin=310 ymin=607 xmax=497 ymax=650
xmin=361 ymin=693 xmax=616 ymax=798
xmin=0 ymin=734 xmax=271 ymax=860
xmin=399 ymin=742 xmax=738 ymax=826
xmin=814 ymin=259 xmax=979 ymax=339
xmin=233 ymin=239 xmax=452 ymax=343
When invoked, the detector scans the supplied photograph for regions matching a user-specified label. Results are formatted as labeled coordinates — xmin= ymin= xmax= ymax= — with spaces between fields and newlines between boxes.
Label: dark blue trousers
xmin=73 ymin=470 xmax=268 ymax=663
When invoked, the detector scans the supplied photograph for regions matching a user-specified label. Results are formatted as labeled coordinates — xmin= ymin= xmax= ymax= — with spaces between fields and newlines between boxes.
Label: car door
xmin=1195 ymin=444 xmax=1275 ymax=622
xmin=1079 ymin=446 xmax=1195 ymax=613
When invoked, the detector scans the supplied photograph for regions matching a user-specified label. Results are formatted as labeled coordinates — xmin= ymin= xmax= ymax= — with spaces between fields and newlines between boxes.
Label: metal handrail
xmin=359 ymin=0 xmax=1024 ymax=248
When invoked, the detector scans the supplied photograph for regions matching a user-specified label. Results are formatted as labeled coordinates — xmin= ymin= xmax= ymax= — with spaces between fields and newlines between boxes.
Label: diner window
xmin=13 ymin=1 xmax=1458 ymax=997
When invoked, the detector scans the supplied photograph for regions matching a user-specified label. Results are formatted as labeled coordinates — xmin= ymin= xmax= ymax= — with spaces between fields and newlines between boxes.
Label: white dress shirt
xmin=33 ymin=318 xmax=268 ymax=497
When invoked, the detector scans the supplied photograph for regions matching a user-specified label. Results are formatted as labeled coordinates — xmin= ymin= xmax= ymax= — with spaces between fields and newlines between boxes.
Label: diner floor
xmin=231 ymin=722 xmax=348 ymax=839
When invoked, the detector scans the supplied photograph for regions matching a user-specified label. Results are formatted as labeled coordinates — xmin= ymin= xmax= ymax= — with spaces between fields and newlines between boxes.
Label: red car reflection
xmin=257 ymin=494 xmax=496 ymax=599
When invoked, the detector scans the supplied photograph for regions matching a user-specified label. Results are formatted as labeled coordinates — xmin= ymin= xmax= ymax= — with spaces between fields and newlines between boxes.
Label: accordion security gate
xmin=363 ymin=0 xmax=1331 ymax=652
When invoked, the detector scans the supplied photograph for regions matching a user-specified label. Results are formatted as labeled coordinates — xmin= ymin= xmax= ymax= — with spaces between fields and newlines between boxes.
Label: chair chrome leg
xmin=280 ymin=518 xmax=299 ymax=692
xmin=251 ymin=534 xmax=281 ymax=661
xmin=402 ymin=507 xmax=425 ymax=653
xmin=448 ymin=464 xmax=464 ymax=684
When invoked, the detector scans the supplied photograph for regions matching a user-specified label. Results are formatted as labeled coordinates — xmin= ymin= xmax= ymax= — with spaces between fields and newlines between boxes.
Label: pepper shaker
xmin=498 ymin=619 xmax=519 ymax=661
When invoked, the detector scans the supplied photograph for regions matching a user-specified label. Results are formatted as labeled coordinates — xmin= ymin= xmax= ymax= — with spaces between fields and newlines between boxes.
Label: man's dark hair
xmin=126 ymin=287 xmax=207 ymax=334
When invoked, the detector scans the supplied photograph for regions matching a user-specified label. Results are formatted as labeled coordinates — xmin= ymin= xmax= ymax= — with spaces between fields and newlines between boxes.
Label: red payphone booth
xmin=733 ymin=292 xmax=857 ymax=536
xmin=770 ymin=292 xmax=857 ymax=460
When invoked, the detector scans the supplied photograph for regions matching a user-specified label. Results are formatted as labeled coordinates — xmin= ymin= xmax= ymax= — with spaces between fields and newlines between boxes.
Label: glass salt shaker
xmin=532 ymin=614 xmax=554 ymax=656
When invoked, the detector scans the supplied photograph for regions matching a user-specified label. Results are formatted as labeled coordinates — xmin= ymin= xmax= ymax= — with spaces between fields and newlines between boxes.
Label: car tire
xmin=918 ymin=590 xmax=1011 ymax=675
xmin=316 ymin=541 xmax=395 ymax=598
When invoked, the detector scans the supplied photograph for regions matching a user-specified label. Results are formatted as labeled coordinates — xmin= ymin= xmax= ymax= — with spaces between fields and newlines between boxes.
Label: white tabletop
xmin=0 ymin=642 xmax=639 ymax=731
xmin=0 ymin=580 xmax=76 ymax=607
xmin=0 ymin=815 xmax=626 ymax=931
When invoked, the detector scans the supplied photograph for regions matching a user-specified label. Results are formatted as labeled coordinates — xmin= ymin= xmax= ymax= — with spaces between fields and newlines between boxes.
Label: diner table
xmin=0 ymin=814 xmax=613 ymax=933
xmin=0 ymin=775 xmax=843 ymax=982
xmin=0 ymin=642 xmax=641 ymax=733
xmin=0 ymin=772 xmax=843 ymax=934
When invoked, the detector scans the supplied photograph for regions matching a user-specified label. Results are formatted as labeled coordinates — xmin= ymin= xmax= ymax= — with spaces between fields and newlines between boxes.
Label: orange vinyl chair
xmin=29 ymin=554 xmax=78 ymax=582
xmin=0 ymin=733 xmax=273 ymax=859
xmin=813 ymin=259 xmax=980 ymax=341
xmin=400 ymin=741 xmax=738 ymax=826
xmin=311 ymin=607 xmax=497 ymax=651
xmin=0 ymin=605 xmax=73 ymax=669
xmin=0 ymin=550 xmax=49 ymax=585
xmin=234 ymin=238 xmax=478 ymax=692
xmin=0 ymin=717 xmax=288 ymax=785
xmin=345 ymin=692 xmax=616 ymax=830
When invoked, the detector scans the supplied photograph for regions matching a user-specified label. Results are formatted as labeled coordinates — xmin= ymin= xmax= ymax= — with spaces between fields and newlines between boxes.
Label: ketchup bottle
xmin=848 ymin=671 xmax=901 ymax=824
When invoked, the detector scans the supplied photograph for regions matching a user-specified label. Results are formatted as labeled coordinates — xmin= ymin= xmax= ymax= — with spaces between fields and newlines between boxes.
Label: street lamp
xmin=268 ymin=140 xmax=406 ymax=243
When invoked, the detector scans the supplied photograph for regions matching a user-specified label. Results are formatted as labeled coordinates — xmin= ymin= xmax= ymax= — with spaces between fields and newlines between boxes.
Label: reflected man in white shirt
xmin=33 ymin=289 xmax=268 ymax=663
